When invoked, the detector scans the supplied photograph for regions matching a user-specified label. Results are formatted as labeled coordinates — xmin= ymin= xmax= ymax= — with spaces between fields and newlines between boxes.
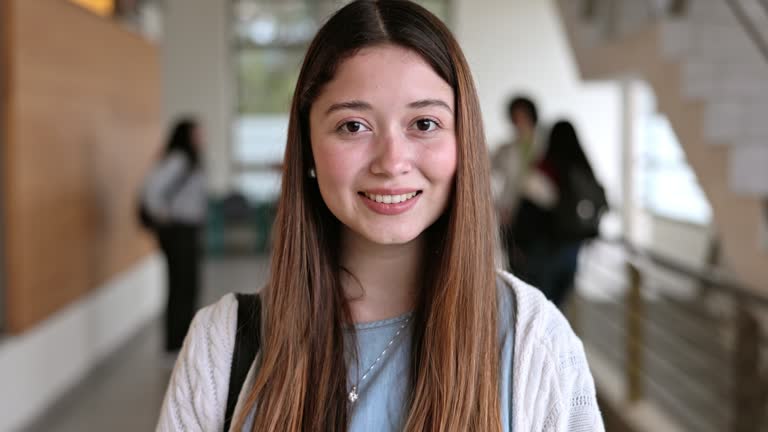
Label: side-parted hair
xmin=546 ymin=120 xmax=595 ymax=179
xmin=235 ymin=1 xmax=501 ymax=430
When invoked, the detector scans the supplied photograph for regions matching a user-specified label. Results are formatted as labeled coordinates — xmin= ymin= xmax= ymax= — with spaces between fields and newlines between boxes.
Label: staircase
xmin=554 ymin=0 xmax=768 ymax=291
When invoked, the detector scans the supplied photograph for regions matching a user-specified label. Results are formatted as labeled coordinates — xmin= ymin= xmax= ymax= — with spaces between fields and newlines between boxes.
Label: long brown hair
xmin=234 ymin=1 xmax=500 ymax=430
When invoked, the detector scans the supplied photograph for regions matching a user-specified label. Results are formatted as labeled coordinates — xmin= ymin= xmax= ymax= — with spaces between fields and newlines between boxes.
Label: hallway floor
xmin=22 ymin=255 xmax=270 ymax=432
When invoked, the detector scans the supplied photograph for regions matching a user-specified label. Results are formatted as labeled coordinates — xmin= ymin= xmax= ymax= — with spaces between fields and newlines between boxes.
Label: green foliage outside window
xmin=234 ymin=0 xmax=452 ymax=115
xmin=238 ymin=49 xmax=305 ymax=114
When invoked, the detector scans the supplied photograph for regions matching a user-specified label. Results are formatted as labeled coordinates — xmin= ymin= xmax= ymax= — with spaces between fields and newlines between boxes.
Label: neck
xmin=340 ymin=229 xmax=424 ymax=324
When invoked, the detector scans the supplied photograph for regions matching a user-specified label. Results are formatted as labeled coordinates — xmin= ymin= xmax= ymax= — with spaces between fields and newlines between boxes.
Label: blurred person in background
xmin=511 ymin=120 xmax=606 ymax=307
xmin=157 ymin=2 xmax=602 ymax=431
xmin=141 ymin=117 xmax=207 ymax=354
xmin=491 ymin=95 xmax=547 ymax=270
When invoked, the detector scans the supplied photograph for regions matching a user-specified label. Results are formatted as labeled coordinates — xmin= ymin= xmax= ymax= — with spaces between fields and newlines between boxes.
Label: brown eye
xmin=415 ymin=119 xmax=437 ymax=132
xmin=342 ymin=121 xmax=369 ymax=133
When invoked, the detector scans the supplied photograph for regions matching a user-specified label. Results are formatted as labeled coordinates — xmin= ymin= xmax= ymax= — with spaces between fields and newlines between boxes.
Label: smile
xmin=361 ymin=191 xmax=420 ymax=204
xmin=358 ymin=190 xmax=423 ymax=215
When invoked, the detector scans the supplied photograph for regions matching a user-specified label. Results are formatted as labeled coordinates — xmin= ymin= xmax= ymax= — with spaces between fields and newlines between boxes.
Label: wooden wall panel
xmin=3 ymin=0 xmax=161 ymax=332
xmin=1 ymin=0 xmax=10 ymax=333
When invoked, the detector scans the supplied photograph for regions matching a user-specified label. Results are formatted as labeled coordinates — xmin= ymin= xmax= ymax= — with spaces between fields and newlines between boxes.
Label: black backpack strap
xmin=224 ymin=293 xmax=262 ymax=432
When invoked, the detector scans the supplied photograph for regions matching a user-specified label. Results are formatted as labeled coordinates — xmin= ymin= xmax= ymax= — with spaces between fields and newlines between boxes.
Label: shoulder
xmin=496 ymin=270 xmax=573 ymax=355
xmin=158 ymin=151 xmax=197 ymax=178
xmin=148 ymin=152 xmax=187 ymax=184
xmin=156 ymin=294 xmax=239 ymax=431
xmin=496 ymin=270 xmax=604 ymax=431
xmin=492 ymin=141 xmax=516 ymax=157
xmin=188 ymin=293 xmax=239 ymax=354
xmin=161 ymin=151 xmax=188 ymax=170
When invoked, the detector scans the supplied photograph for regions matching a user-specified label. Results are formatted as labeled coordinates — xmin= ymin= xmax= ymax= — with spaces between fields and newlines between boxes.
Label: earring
xmin=308 ymin=168 xmax=316 ymax=178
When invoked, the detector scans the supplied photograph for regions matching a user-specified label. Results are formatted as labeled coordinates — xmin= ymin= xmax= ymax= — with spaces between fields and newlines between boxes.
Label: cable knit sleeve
xmin=539 ymin=303 xmax=604 ymax=431
xmin=156 ymin=294 xmax=238 ymax=432
xmin=501 ymin=272 xmax=604 ymax=432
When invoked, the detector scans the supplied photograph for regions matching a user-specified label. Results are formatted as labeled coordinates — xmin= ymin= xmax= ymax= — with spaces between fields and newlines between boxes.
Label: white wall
xmin=163 ymin=0 xmax=233 ymax=195
xmin=453 ymin=0 xmax=623 ymax=204
xmin=0 ymin=255 xmax=164 ymax=431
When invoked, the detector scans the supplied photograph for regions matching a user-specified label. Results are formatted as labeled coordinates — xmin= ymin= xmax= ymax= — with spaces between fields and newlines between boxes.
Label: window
xmin=231 ymin=0 xmax=452 ymax=201
xmin=635 ymin=83 xmax=712 ymax=225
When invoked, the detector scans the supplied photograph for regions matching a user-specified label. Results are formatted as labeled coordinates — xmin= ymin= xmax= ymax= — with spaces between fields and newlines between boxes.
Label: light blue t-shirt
xmin=242 ymin=277 xmax=516 ymax=431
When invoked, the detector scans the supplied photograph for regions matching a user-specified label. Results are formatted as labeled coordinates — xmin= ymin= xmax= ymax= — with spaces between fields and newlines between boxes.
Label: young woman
xmin=157 ymin=1 xmax=603 ymax=431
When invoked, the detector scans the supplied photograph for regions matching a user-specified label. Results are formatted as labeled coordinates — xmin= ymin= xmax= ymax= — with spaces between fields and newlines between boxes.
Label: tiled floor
xmin=23 ymin=255 xmax=270 ymax=432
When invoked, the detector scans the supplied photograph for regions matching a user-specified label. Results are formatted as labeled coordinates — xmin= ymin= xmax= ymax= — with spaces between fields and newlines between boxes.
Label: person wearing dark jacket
xmin=511 ymin=120 xmax=603 ymax=307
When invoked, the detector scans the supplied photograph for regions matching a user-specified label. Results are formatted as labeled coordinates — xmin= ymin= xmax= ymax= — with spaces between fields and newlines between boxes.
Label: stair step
xmin=682 ymin=61 xmax=768 ymax=101
xmin=729 ymin=145 xmax=768 ymax=195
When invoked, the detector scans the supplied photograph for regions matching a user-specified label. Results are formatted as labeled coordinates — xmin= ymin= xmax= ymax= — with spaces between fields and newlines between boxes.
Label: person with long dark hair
xmin=157 ymin=2 xmax=602 ymax=431
xmin=512 ymin=120 xmax=606 ymax=307
xmin=143 ymin=117 xmax=206 ymax=353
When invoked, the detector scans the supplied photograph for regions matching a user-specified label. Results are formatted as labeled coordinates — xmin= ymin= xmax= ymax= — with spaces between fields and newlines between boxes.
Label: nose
xmin=369 ymin=129 xmax=413 ymax=177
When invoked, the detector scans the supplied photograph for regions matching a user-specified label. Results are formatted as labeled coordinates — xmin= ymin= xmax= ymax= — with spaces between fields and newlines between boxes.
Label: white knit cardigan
xmin=157 ymin=272 xmax=604 ymax=431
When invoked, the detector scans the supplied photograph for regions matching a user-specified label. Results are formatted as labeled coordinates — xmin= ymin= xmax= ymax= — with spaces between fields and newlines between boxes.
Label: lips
xmin=358 ymin=190 xmax=422 ymax=215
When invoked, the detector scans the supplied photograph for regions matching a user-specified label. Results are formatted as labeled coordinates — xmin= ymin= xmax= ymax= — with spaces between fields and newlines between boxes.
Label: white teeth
xmin=364 ymin=191 xmax=419 ymax=204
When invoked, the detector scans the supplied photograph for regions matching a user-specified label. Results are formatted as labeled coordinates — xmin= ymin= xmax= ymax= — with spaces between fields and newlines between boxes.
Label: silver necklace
xmin=348 ymin=316 xmax=411 ymax=404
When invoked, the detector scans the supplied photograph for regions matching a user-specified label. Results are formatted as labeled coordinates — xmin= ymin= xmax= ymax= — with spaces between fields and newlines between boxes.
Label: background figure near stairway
xmin=491 ymin=95 xmax=548 ymax=271
xmin=511 ymin=120 xmax=606 ymax=307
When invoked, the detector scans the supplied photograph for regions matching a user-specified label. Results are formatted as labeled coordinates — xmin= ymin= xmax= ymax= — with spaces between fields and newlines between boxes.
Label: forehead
xmin=313 ymin=44 xmax=453 ymax=108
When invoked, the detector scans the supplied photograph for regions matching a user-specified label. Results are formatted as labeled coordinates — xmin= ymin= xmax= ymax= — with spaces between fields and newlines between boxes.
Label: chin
xmin=363 ymin=228 xmax=422 ymax=246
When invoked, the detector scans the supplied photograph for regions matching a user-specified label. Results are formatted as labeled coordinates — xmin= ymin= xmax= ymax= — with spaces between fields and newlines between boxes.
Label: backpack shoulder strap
xmin=224 ymin=293 xmax=261 ymax=431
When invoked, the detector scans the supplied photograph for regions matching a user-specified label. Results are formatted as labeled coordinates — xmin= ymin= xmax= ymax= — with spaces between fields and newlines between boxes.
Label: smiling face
xmin=308 ymin=44 xmax=457 ymax=246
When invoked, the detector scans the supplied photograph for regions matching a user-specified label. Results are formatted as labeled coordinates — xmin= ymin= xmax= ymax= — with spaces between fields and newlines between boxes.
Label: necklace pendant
xmin=348 ymin=386 xmax=359 ymax=404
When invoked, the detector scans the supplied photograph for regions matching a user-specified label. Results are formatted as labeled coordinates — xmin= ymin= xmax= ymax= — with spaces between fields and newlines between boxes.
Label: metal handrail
xmin=573 ymin=294 xmax=730 ymax=430
xmin=724 ymin=0 xmax=768 ymax=68
xmin=606 ymin=237 xmax=768 ymax=307
xmin=576 ymin=238 xmax=768 ymax=431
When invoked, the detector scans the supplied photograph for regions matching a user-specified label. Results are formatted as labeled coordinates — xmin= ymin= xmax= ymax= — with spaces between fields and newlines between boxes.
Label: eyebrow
xmin=324 ymin=98 xmax=454 ymax=116
xmin=325 ymin=100 xmax=372 ymax=116
xmin=407 ymin=99 xmax=453 ymax=114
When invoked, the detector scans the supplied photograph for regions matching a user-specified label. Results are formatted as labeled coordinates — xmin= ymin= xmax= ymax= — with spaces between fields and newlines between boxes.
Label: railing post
xmin=731 ymin=304 xmax=767 ymax=432
xmin=625 ymin=262 xmax=644 ymax=402
xmin=603 ymin=0 xmax=619 ymax=38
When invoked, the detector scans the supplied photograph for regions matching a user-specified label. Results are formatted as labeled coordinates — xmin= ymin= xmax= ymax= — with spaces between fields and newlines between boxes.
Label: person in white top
xmin=142 ymin=117 xmax=206 ymax=353
xmin=491 ymin=96 xmax=553 ymax=272
xmin=157 ymin=1 xmax=603 ymax=431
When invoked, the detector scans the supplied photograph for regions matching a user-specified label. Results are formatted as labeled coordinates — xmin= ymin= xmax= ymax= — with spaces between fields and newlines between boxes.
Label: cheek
xmin=311 ymin=138 xmax=366 ymax=200
xmin=316 ymin=149 xmax=357 ymax=181
xmin=423 ymin=139 xmax=458 ymax=184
